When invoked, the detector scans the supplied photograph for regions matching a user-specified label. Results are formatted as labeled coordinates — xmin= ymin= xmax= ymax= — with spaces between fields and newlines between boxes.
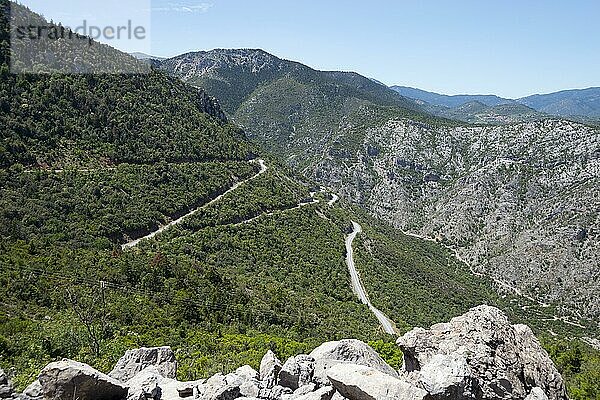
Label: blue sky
xmin=20 ymin=0 xmax=600 ymax=98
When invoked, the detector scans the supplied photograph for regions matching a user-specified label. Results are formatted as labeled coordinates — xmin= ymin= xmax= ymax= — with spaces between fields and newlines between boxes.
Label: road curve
xmin=345 ymin=221 xmax=396 ymax=335
xmin=122 ymin=159 xmax=268 ymax=250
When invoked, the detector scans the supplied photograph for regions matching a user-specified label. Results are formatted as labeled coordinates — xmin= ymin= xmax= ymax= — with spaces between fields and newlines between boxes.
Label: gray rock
xmin=417 ymin=353 xmax=475 ymax=398
xmin=278 ymin=355 xmax=314 ymax=390
xmin=397 ymin=305 xmax=568 ymax=400
xmin=125 ymin=366 xmax=161 ymax=400
xmin=308 ymin=339 xmax=397 ymax=386
xmin=0 ymin=369 xmax=15 ymax=399
xmin=327 ymin=363 xmax=428 ymax=400
xmin=295 ymin=386 xmax=335 ymax=400
xmin=258 ymin=385 xmax=292 ymax=400
xmin=260 ymin=350 xmax=282 ymax=389
xmin=235 ymin=365 xmax=259 ymax=382
xmin=196 ymin=369 xmax=259 ymax=400
xmin=198 ymin=374 xmax=239 ymax=400
xmin=293 ymin=383 xmax=316 ymax=396
xmin=22 ymin=380 xmax=43 ymax=400
xmin=526 ymin=387 xmax=550 ymax=400
xmin=38 ymin=359 xmax=127 ymax=400
xmin=109 ymin=346 xmax=177 ymax=382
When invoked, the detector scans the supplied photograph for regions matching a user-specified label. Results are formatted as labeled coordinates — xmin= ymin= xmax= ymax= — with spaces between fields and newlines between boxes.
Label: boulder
xmin=308 ymin=340 xmax=397 ymax=385
xmin=397 ymin=305 xmax=568 ymax=400
xmin=0 ymin=369 xmax=13 ymax=399
xmin=109 ymin=346 xmax=177 ymax=382
xmin=295 ymin=386 xmax=335 ymax=400
xmin=417 ymin=353 xmax=475 ymax=398
xmin=197 ymin=373 xmax=240 ymax=400
xmin=260 ymin=350 xmax=282 ymax=389
xmin=126 ymin=367 xmax=160 ymax=400
xmin=278 ymin=355 xmax=314 ymax=390
xmin=526 ymin=387 xmax=550 ymax=400
xmin=327 ymin=363 xmax=428 ymax=400
xmin=258 ymin=385 xmax=292 ymax=400
xmin=22 ymin=380 xmax=43 ymax=400
xmin=196 ymin=367 xmax=261 ymax=400
xmin=38 ymin=359 xmax=127 ymax=400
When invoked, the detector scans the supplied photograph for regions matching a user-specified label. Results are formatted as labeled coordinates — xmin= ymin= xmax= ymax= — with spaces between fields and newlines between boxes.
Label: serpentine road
xmin=122 ymin=159 xmax=268 ymax=250
xmin=345 ymin=221 xmax=396 ymax=335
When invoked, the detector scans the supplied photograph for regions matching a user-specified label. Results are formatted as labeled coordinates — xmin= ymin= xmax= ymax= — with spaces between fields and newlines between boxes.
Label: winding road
xmin=122 ymin=159 xmax=268 ymax=250
xmin=345 ymin=221 xmax=396 ymax=335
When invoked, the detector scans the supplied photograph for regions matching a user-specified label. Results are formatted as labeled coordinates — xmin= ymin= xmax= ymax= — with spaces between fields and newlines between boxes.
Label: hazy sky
xmin=21 ymin=0 xmax=600 ymax=98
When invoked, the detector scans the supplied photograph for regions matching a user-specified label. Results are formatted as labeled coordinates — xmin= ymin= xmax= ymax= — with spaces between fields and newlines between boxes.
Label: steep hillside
xmin=157 ymin=49 xmax=452 ymax=160
xmin=161 ymin=49 xmax=600 ymax=323
xmin=309 ymin=118 xmax=600 ymax=320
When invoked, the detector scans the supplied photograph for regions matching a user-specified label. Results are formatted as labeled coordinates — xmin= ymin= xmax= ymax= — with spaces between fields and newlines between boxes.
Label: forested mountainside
xmin=158 ymin=48 xmax=600 ymax=323
xmin=158 ymin=49 xmax=454 ymax=159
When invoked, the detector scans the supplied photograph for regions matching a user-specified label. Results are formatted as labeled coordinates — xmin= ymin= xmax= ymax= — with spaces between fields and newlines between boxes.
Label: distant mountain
xmin=158 ymin=49 xmax=443 ymax=159
xmin=391 ymin=86 xmax=513 ymax=108
xmin=519 ymin=87 xmax=600 ymax=118
xmin=130 ymin=52 xmax=165 ymax=61
xmin=430 ymin=101 xmax=546 ymax=124
xmin=392 ymin=85 xmax=600 ymax=120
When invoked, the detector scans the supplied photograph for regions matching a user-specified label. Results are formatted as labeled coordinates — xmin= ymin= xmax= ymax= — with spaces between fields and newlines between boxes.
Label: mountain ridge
xmin=392 ymin=85 xmax=600 ymax=120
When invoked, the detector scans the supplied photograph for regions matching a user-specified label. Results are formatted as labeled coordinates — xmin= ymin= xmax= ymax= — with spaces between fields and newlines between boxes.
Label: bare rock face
xmin=326 ymin=363 xmax=429 ymax=400
xmin=278 ymin=355 xmax=315 ymax=390
xmin=109 ymin=346 xmax=178 ymax=382
xmin=259 ymin=350 xmax=282 ymax=389
xmin=309 ymin=339 xmax=398 ymax=386
xmin=397 ymin=305 xmax=567 ymax=400
xmin=38 ymin=359 xmax=128 ymax=400
xmin=0 ymin=369 xmax=16 ymax=399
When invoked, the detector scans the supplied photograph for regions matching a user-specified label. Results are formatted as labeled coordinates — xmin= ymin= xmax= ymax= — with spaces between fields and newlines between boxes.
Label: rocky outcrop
xmin=110 ymin=346 xmax=178 ymax=382
xmin=397 ymin=305 xmax=567 ymax=400
xmin=4 ymin=306 xmax=566 ymax=400
xmin=38 ymin=359 xmax=128 ymax=400
xmin=278 ymin=355 xmax=315 ymax=391
xmin=308 ymin=339 xmax=397 ymax=386
xmin=0 ymin=369 xmax=17 ymax=400
xmin=327 ymin=364 xmax=428 ymax=400
xmin=259 ymin=350 xmax=282 ymax=389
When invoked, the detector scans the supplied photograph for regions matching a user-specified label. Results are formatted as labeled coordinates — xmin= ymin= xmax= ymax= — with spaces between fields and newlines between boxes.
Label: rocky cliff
xmin=308 ymin=118 xmax=599 ymax=321
xmin=2 ymin=306 xmax=566 ymax=400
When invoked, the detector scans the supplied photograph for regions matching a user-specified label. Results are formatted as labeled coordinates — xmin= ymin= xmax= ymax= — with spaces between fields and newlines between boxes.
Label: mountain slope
xmin=158 ymin=49 xmax=457 ymax=172
xmin=520 ymin=87 xmax=600 ymax=118
xmin=161 ymin=49 xmax=600 ymax=323
xmin=391 ymin=86 xmax=512 ymax=108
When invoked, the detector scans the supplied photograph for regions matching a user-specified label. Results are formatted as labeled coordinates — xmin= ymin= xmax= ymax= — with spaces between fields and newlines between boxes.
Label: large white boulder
xmin=38 ymin=359 xmax=128 ymax=400
xmin=309 ymin=339 xmax=397 ymax=385
xmin=397 ymin=305 xmax=567 ymax=400
xmin=260 ymin=350 xmax=282 ymax=389
xmin=278 ymin=355 xmax=315 ymax=390
xmin=109 ymin=346 xmax=177 ymax=382
xmin=326 ymin=363 xmax=428 ymax=400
